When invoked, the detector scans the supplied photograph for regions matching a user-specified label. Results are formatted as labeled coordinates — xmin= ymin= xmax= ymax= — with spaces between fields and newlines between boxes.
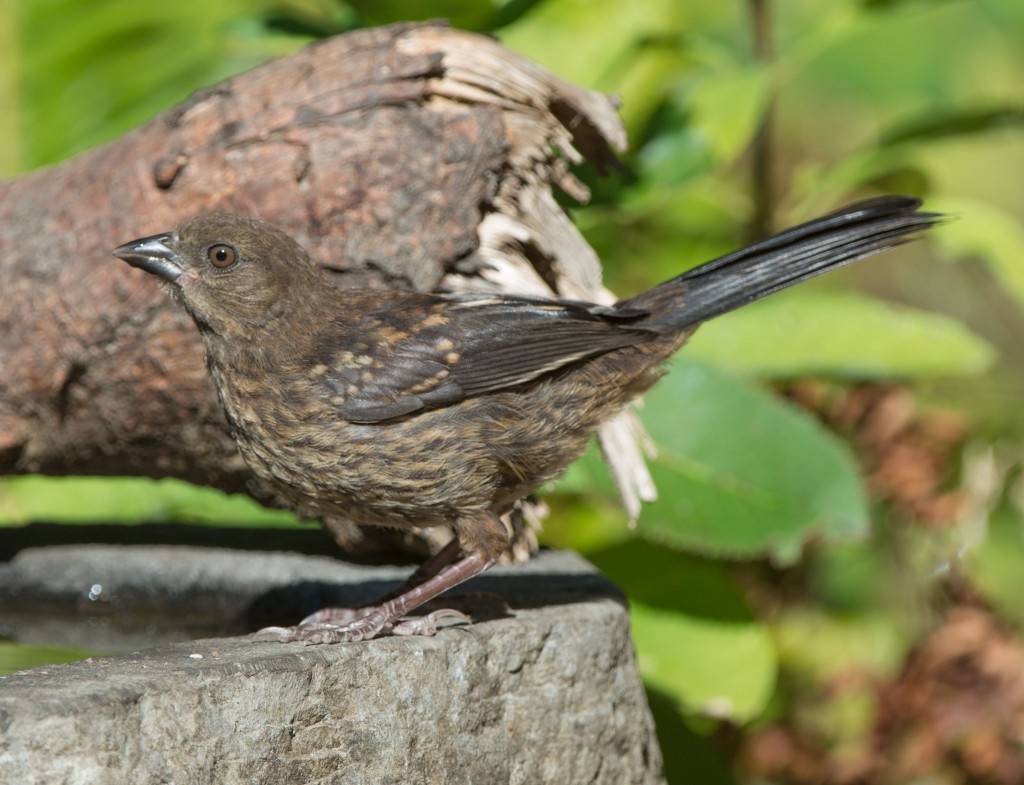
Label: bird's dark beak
xmin=112 ymin=233 xmax=183 ymax=283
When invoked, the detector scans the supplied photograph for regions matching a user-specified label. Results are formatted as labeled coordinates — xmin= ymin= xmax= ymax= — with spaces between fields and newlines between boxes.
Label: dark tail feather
xmin=624 ymin=196 xmax=941 ymax=332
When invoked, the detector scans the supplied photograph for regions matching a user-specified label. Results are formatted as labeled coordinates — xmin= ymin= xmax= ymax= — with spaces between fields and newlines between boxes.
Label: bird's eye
xmin=207 ymin=244 xmax=238 ymax=269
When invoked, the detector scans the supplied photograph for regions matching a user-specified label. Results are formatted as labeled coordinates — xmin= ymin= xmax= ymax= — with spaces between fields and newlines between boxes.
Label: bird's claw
xmin=254 ymin=607 xmax=471 ymax=644
xmin=298 ymin=606 xmax=372 ymax=626
xmin=390 ymin=609 xmax=471 ymax=636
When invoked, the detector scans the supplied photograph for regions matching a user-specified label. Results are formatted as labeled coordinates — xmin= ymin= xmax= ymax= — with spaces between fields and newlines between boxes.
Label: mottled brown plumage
xmin=113 ymin=197 xmax=938 ymax=643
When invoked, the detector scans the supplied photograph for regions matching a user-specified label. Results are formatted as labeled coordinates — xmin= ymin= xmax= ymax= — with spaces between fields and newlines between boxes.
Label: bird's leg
xmin=297 ymin=537 xmax=464 ymax=625
xmin=259 ymin=513 xmax=507 ymax=644
xmin=263 ymin=551 xmax=493 ymax=643
xmin=395 ymin=536 xmax=465 ymax=588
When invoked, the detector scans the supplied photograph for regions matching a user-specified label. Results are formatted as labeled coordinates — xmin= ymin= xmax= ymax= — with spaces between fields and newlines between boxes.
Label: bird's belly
xmin=223 ymin=385 xmax=595 ymax=528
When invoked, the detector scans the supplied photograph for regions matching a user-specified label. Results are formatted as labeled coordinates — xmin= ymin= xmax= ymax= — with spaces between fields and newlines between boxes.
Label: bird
xmin=113 ymin=195 xmax=939 ymax=643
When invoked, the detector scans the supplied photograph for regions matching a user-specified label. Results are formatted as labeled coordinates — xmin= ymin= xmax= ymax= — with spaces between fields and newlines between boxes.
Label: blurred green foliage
xmin=0 ymin=641 xmax=101 ymax=674
xmin=0 ymin=475 xmax=304 ymax=527
xmin=639 ymin=358 xmax=870 ymax=564
xmin=3 ymin=1 xmax=1024 ymax=782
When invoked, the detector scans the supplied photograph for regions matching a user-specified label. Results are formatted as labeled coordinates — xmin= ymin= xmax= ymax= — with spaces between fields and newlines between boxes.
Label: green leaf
xmin=881 ymin=106 xmax=1024 ymax=147
xmin=605 ymin=47 xmax=695 ymax=137
xmin=636 ymin=124 xmax=718 ymax=188
xmin=0 ymin=642 xmax=101 ymax=676
xmin=930 ymin=196 xmax=1024 ymax=316
xmin=683 ymin=65 xmax=770 ymax=165
xmin=631 ymin=602 xmax=776 ymax=722
xmin=636 ymin=64 xmax=769 ymax=188
xmin=637 ymin=358 xmax=869 ymax=564
xmin=808 ymin=538 xmax=892 ymax=613
xmin=969 ymin=508 xmax=1024 ymax=632
xmin=498 ymin=0 xmax=684 ymax=91
xmin=343 ymin=0 xmax=510 ymax=30
xmin=768 ymin=608 xmax=907 ymax=756
xmin=685 ymin=290 xmax=996 ymax=378
xmin=589 ymin=539 xmax=757 ymax=618
xmin=0 ymin=1 xmax=20 ymax=177
xmin=15 ymin=0 xmax=312 ymax=173
xmin=0 ymin=476 xmax=305 ymax=528
xmin=584 ymin=542 xmax=776 ymax=723
xmin=772 ymin=608 xmax=907 ymax=684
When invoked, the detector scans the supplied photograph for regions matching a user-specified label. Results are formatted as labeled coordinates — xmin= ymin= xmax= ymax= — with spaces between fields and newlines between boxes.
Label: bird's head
xmin=113 ymin=214 xmax=326 ymax=341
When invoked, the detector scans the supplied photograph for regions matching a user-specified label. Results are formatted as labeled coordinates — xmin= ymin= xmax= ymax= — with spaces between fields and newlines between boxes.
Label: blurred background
xmin=3 ymin=1 xmax=1024 ymax=782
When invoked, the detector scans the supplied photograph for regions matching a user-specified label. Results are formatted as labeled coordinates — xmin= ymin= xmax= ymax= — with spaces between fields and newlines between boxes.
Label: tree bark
xmin=0 ymin=22 xmax=656 ymax=531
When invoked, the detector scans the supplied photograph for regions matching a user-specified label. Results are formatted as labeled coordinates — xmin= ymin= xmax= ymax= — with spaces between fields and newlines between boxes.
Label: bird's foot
xmin=255 ymin=607 xmax=470 ymax=644
xmin=296 ymin=605 xmax=373 ymax=625
xmin=255 ymin=545 xmax=497 ymax=644
xmin=295 ymin=591 xmax=507 ymax=627
xmin=390 ymin=608 xmax=471 ymax=636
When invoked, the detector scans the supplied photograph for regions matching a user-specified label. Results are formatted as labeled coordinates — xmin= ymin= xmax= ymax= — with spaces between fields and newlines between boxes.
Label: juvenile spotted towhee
xmin=114 ymin=195 xmax=938 ymax=643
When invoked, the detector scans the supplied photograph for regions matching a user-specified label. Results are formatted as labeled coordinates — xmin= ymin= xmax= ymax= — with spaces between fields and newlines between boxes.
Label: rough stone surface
xmin=0 ymin=548 xmax=664 ymax=784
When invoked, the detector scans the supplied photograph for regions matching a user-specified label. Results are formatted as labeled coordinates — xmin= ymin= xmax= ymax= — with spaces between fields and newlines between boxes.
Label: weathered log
xmin=0 ymin=22 xmax=658 ymax=534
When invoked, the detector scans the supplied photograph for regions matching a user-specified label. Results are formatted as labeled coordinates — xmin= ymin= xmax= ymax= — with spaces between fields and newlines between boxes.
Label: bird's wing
xmin=321 ymin=293 xmax=654 ymax=423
